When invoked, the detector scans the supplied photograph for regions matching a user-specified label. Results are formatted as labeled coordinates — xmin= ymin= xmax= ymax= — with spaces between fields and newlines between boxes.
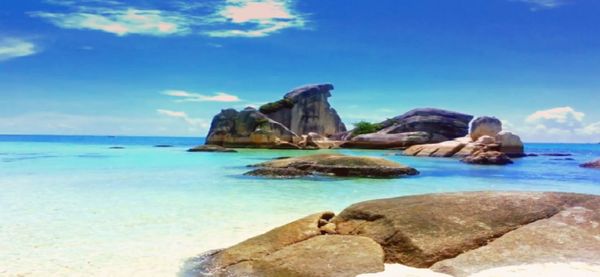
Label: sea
xmin=1 ymin=135 xmax=599 ymax=276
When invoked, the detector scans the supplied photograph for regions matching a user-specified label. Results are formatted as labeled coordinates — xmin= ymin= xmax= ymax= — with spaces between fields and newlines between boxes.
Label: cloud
xmin=30 ymin=8 xmax=192 ymax=36
xmin=157 ymin=109 xmax=209 ymax=130
xmin=31 ymin=0 xmax=307 ymax=38
xmin=520 ymin=107 xmax=600 ymax=142
xmin=514 ymin=0 xmax=569 ymax=9
xmin=205 ymin=0 xmax=306 ymax=37
xmin=163 ymin=90 xmax=241 ymax=102
xmin=0 ymin=38 xmax=38 ymax=61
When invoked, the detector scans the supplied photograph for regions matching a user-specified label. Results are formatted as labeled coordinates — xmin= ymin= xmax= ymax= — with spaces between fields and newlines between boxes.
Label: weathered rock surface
xmin=247 ymin=154 xmax=419 ymax=178
xmin=191 ymin=212 xmax=385 ymax=277
xmin=379 ymin=108 xmax=473 ymax=142
xmin=580 ymin=159 xmax=600 ymax=169
xmin=342 ymin=132 xmax=431 ymax=149
xmin=205 ymin=107 xmax=300 ymax=148
xmin=332 ymin=191 xmax=595 ymax=268
xmin=188 ymin=144 xmax=237 ymax=153
xmin=260 ymin=84 xmax=346 ymax=137
xmin=470 ymin=117 xmax=502 ymax=141
xmin=461 ymin=150 xmax=513 ymax=165
xmin=495 ymin=131 xmax=524 ymax=158
xmin=244 ymin=167 xmax=312 ymax=178
xmin=431 ymin=199 xmax=600 ymax=276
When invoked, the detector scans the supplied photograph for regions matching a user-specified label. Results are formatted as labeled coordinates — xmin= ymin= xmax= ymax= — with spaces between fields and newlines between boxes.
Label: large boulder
xmin=247 ymin=154 xmax=419 ymax=178
xmin=470 ymin=116 xmax=502 ymax=141
xmin=405 ymin=140 xmax=467 ymax=157
xmin=495 ymin=131 xmax=525 ymax=158
xmin=332 ymin=191 xmax=594 ymax=268
xmin=260 ymin=84 xmax=346 ymax=137
xmin=189 ymin=212 xmax=385 ymax=277
xmin=379 ymin=108 xmax=473 ymax=142
xmin=205 ymin=107 xmax=301 ymax=148
xmin=431 ymin=199 xmax=600 ymax=276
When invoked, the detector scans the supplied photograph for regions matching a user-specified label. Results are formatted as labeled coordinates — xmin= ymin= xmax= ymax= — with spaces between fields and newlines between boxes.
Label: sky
xmin=1 ymin=0 xmax=599 ymax=142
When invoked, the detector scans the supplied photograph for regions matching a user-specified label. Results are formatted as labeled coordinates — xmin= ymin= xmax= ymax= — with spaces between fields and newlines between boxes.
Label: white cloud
xmin=0 ymin=38 xmax=38 ymax=61
xmin=31 ymin=0 xmax=307 ymax=38
xmin=205 ymin=0 xmax=306 ymax=38
xmin=520 ymin=107 xmax=600 ymax=142
xmin=30 ymin=8 xmax=191 ymax=36
xmin=156 ymin=109 xmax=209 ymax=131
xmin=163 ymin=90 xmax=241 ymax=102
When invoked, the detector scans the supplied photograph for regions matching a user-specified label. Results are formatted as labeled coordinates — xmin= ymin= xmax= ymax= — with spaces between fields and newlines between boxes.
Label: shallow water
xmin=1 ymin=135 xmax=599 ymax=276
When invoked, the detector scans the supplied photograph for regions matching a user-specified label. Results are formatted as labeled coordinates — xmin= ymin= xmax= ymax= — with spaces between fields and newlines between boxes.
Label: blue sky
xmin=1 ymin=0 xmax=599 ymax=142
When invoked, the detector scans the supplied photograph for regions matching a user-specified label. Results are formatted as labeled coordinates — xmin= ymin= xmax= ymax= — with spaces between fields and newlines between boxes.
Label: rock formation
xmin=187 ymin=145 xmax=237 ymax=153
xmin=186 ymin=191 xmax=600 ymax=277
xmin=342 ymin=108 xmax=473 ymax=149
xmin=580 ymin=159 xmax=600 ymax=169
xmin=469 ymin=116 xmax=502 ymax=141
xmin=403 ymin=116 xmax=525 ymax=163
xmin=245 ymin=154 xmax=419 ymax=178
xmin=261 ymin=84 xmax=346 ymax=137
xmin=204 ymin=84 xmax=345 ymax=149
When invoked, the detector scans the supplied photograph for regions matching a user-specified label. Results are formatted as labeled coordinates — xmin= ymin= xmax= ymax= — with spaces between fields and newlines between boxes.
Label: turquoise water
xmin=1 ymin=135 xmax=599 ymax=276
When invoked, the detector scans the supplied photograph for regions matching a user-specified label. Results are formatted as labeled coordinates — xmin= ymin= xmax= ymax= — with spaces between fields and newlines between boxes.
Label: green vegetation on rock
xmin=259 ymin=98 xmax=294 ymax=114
xmin=352 ymin=121 xmax=384 ymax=135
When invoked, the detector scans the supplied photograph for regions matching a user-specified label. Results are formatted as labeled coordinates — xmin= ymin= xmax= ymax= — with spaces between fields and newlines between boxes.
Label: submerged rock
xmin=580 ymin=159 xmax=600 ymax=169
xmin=154 ymin=144 xmax=173 ymax=148
xmin=332 ymin=191 xmax=596 ymax=268
xmin=461 ymin=150 xmax=513 ymax=165
xmin=244 ymin=167 xmax=312 ymax=178
xmin=187 ymin=145 xmax=237 ymax=153
xmin=470 ymin=116 xmax=502 ymax=141
xmin=247 ymin=154 xmax=419 ymax=178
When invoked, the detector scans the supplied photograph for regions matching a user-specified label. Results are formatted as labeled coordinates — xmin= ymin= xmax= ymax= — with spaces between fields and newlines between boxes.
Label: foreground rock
xmin=191 ymin=212 xmax=384 ymax=277
xmin=247 ymin=154 xmax=419 ymax=178
xmin=187 ymin=144 xmax=237 ymax=153
xmin=342 ymin=109 xmax=473 ymax=149
xmin=431 ymin=200 xmax=600 ymax=276
xmin=580 ymin=159 xmax=600 ymax=169
xmin=332 ymin=191 xmax=595 ymax=268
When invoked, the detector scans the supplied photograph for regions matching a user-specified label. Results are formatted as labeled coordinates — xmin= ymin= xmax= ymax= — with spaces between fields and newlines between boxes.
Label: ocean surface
xmin=1 ymin=135 xmax=599 ymax=276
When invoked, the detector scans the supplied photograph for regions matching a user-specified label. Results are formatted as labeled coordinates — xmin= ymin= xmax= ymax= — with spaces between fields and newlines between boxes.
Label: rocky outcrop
xmin=188 ymin=212 xmax=385 ymax=277
xmin=205 ymin=107 xmax=301 ymax=148
xmin=580 ymin=159 xmax=600 ymax=169
xmin=431 ymin=199 xmax=600 ymax=276
xmin=246 ymin=154 xmax=419 ymax=178
xmin=341 ymin=109 xmax=473 ymax=149
xmin=469 ymin=116 xmax=502 ymax=141
xmin=495 ymin=131 xmax=524 ymax=158
xmin=260 ymin=84 xmax=346 ymax=137
xmin=403 ymin=116 xmax=525 ymax=161
xmin=461 ymin=150 xmax=513 ymax=165
xmin=186 ymin=191 xmax=600 ymax=277
xmin=332 ymin=191 xmax=596 ymax=268
xmin=188 ymin=144 xmax=237 ymax=153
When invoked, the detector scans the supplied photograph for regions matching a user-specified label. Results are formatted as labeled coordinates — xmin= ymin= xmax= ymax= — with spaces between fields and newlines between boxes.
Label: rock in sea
xmin=246 ymin=153 xmax=419 ymax=178
xmin=580 ymin=159 xmax=600 ymax=169
xmin=187 ymin=145 xmax=237 ymax=153
xmin=461 ymin=150 xmax=513 ymax=165
xmin=469 ymin=116 xmax=502 ymax=141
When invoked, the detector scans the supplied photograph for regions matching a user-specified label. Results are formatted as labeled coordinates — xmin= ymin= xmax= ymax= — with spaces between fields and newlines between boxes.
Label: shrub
xmin=352 ymin=121 xmax=384 ymax=135
xmin=259 ymin=98 xmax=294 ymax=114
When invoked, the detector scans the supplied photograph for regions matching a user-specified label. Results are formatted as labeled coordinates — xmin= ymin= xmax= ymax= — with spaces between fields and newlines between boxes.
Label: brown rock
xmin=580 ymin=159 xmax=600 ymax=169
xmin=470 ymin=116 xmax=502 ymax=141
xmin=244 ymin=167 xmax=312 ymax=178
xmin=332 ymin=191 xmax=594 ymax=268
xmin=252 ymin=235 xmax=385 ymax=277
xmin=431 ymin=199 xmax=600 ymax=276
xmin=342 ymin=132 xmax=431 ymax=149
xmin=461 ymin=150 xmax=513 ymax=165
xmin=495 ymin=131 xmax=525 ymax=158
xmin=248 ymin=154 xmax=419 ymax=178
xmin=407 ymin=141 xmax=467 ymax=157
